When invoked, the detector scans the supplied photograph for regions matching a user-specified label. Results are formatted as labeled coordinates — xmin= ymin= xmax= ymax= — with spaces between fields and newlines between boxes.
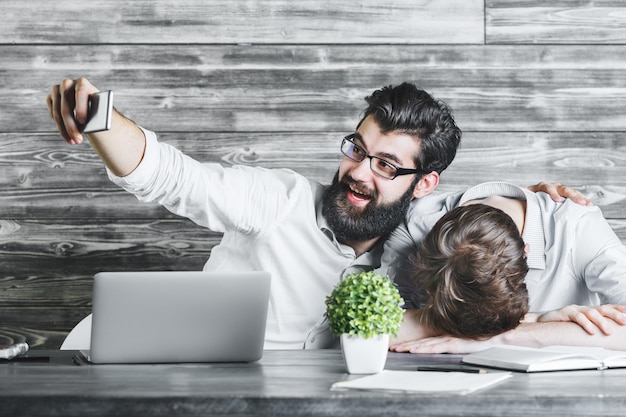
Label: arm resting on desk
xmin=525 ymin=304 xmax=626 ymax=336
xmin=390 ymin=318 xmax=626 ymax=354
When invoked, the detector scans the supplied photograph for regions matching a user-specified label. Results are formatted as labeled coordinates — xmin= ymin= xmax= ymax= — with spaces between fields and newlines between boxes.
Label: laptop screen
xmin=87 ymin=271 xmax=271 ymax=364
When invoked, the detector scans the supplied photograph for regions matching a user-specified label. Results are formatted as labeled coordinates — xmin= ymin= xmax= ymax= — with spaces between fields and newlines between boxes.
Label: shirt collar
xmin=314 ymin=185 xmax=335 ymax=240
xmin=519 ymin=189 xmax=547 ymax=270
xmin=314 ymin=184 xmax=385 ymax=266
xmin=458 ymin=182 xmax=546 ymax=270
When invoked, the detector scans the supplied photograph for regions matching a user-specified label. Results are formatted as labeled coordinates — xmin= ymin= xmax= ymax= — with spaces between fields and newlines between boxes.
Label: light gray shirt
xmin=383 ymin=182 xmax=626 ymax=311
xmin=108 ymin=128 xmax=381 ymax=349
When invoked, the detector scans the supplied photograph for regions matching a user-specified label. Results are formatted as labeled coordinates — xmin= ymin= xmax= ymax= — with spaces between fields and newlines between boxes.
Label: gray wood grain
xmin=1 ymin=350 xmax=626 ymax=416
xmin=487 ymin=0 xmax=626 ymax=44
xmin=0 ymin=308 xmax=92 ymax=348
xmin=1 ymin=132 xmax=624 ymax=217
xmin=0 ymin=219 xmax=218 ymax=285
xmin=2 ymin=0 xmax=484 ymax=44
xmin=5 ymin=44 xmax=626 ymax=133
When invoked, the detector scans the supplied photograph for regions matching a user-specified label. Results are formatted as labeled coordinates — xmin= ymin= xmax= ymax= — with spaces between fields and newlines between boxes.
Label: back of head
xmin=412 ymin=204 xmax=529 ymax=339
xmin=360 ymin=83 xmax=462 ymax=175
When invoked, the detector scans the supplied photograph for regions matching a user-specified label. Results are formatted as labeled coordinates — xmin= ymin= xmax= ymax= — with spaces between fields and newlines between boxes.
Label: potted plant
xmin=325 ymin=270 xmax=404 ymax=374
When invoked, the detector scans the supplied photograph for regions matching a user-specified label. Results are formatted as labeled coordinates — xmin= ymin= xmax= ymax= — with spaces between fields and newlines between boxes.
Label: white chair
xmin=60 ymin=314 xmax=92 ymax=350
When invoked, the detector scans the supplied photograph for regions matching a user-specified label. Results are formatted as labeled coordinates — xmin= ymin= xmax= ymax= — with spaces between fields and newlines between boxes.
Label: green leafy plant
xmin=325 ymin=270 xmax=405 ymax=338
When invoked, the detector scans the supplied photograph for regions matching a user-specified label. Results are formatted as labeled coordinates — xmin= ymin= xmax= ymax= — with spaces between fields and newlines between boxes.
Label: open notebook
xmin=462 ymin=345 xmax=626 ymax=372
xmin=80 ymin=271 xmax=271 ymax=364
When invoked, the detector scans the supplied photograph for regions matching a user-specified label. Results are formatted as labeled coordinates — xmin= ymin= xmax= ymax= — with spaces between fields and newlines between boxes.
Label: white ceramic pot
xmin=340 ymin=333 xmax=389 ymax=374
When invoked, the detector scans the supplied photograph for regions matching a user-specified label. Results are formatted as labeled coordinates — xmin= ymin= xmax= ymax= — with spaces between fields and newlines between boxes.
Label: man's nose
xmin=349 ymin=157 xmax=374 ymax=182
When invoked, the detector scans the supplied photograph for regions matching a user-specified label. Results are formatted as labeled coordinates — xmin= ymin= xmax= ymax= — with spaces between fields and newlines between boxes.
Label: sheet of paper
xmin=331 ymin=370 xmax=512 ymax=395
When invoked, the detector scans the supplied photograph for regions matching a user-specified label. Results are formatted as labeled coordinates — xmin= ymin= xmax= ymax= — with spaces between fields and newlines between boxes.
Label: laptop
xmin=80 ymin=270 xmax=271 ymax=364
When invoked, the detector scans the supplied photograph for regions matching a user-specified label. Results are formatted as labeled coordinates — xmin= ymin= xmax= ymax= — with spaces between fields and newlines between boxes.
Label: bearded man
xmin=49 ymin=78 xmax=571 ymax=349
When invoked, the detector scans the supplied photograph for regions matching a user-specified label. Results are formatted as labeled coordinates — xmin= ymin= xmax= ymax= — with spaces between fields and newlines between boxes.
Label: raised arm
xmin=46 ymin=78 xmax=146 ymax=177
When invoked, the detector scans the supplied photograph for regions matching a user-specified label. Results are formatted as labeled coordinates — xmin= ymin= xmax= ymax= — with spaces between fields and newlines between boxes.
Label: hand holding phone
xmin=83 ymin=90 xmax=113 ymax=133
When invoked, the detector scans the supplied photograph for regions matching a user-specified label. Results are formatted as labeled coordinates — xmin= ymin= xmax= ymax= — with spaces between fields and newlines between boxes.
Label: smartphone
xmin=83 ymin=90 xmax=113 ymax=133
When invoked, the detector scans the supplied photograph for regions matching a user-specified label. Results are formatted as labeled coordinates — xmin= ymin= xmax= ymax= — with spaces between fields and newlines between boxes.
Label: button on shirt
xmin=383 ymin=182 xmax=626 ymax=312
xmin=107 ymin=128 xmax=382 ymax=349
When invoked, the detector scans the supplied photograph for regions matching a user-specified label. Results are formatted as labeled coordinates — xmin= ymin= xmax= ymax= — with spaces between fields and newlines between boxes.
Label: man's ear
xmin=412 ymin=171 xmax=439 ymax=199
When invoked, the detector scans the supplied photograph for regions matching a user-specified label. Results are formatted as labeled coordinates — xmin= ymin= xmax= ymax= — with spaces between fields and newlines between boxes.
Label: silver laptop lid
xmin=89 ymin=271 xmax=271 ymax=364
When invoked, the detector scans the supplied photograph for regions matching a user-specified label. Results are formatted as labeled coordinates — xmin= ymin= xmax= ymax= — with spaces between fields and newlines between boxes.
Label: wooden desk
xmin=1 ymin=349 xmax=625 ymax=417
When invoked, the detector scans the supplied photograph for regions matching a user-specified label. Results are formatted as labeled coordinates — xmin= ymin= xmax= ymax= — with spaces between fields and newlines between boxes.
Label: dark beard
xmin=321 ymin=172 xmax=414 ymax=243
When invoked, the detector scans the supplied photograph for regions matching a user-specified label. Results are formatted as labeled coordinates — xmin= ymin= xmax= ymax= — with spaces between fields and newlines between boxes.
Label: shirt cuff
xmin=106 ymin=126 xmax=159 ymax=188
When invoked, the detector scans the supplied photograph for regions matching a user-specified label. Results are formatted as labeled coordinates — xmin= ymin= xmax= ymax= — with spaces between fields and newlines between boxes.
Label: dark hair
xmin=359 ymin=83 xmax=461 ymax=175
xmin=412 ymin=204 xmax=529 ymax=339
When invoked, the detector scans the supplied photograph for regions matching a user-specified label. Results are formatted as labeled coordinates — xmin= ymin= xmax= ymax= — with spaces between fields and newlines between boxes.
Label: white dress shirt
xmin=108 ymin=129 xmax=382 ymax=349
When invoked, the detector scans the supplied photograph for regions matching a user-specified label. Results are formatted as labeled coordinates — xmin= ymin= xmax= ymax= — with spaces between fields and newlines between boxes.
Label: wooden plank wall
xmin=2 ymin=0 xmax=626 ymax=348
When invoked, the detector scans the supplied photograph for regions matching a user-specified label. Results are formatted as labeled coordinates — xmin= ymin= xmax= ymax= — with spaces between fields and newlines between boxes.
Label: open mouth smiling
xmin=347 ymin=183 xmax=373 ymax=206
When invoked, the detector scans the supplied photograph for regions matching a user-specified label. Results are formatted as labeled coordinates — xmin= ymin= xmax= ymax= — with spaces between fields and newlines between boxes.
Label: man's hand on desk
xmin=389 ymin=334 xmax=500 ymax=354
xmin=524 ymin=304 xmax=626 ymax=336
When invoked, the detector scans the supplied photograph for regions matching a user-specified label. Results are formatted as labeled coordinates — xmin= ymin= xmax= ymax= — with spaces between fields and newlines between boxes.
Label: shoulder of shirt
xmin=531 ymin=190 xmax=602 ymax=220
xmin=408 ymin=190 xmax=463 ymax=219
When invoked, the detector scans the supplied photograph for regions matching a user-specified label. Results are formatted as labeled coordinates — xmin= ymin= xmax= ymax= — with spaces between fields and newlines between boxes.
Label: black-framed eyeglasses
xmin=340 ymin=134 xmax=422 ymax=180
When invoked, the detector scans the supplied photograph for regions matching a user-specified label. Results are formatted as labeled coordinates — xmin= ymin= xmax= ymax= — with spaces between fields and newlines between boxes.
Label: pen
xmin=416 ymin=364 xmax=487 ymax=374
xmin=0 ymin=342 xmax=29 ymax=360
